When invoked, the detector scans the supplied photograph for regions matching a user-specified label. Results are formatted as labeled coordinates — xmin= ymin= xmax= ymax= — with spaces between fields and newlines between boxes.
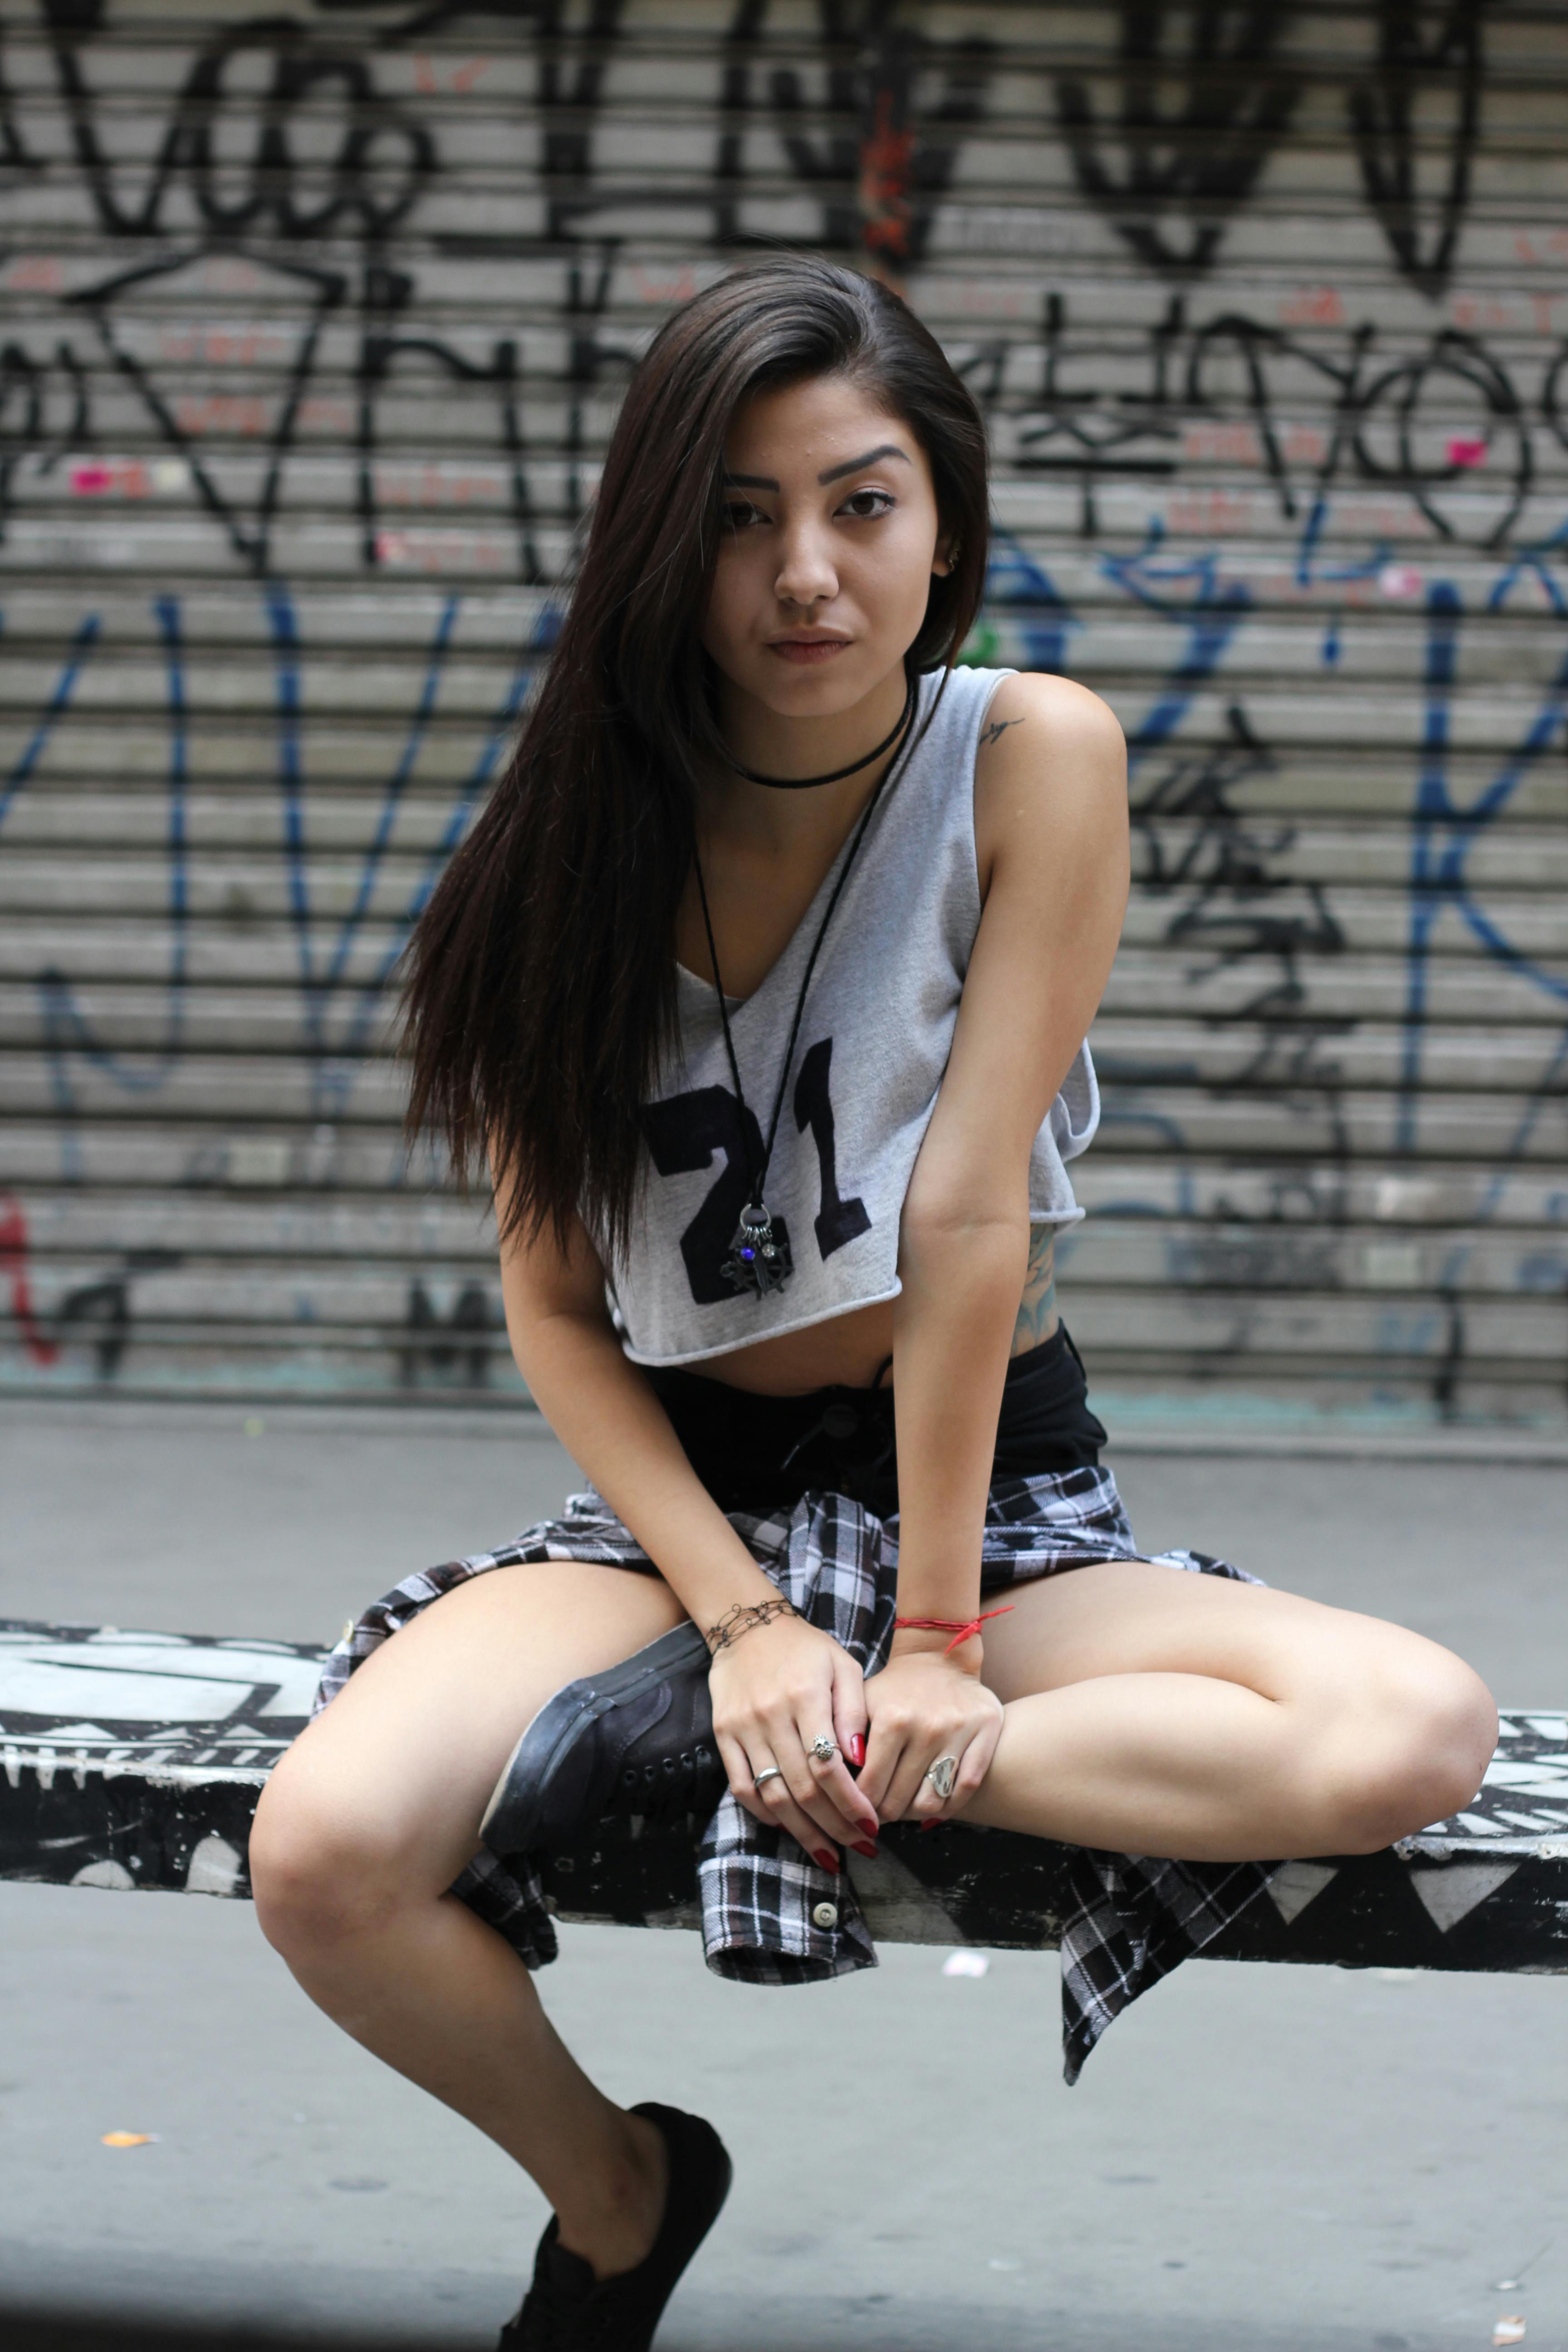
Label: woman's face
xmin=700 ymin=372 xmax=950 ymax=723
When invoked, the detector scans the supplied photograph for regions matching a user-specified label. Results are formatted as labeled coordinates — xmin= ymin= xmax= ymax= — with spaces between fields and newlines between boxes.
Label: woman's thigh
xmin=979 ymin=1558 xmax=1476 ymax=1715
xmin=255 ymin=1562 xmax=686 ymax=1901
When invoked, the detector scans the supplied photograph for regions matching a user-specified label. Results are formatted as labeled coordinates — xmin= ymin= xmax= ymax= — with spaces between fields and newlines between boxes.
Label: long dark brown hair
xmin=402 ymin=254 xmax=991 ymax=1256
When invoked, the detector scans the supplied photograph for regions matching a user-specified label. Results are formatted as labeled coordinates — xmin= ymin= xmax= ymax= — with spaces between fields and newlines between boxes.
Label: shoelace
xmin=613 ymin=1742 xmax=723 ymax=1817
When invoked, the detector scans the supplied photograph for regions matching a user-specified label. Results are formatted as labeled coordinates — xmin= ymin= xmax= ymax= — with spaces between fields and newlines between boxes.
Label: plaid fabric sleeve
xmin=697 ymin=1489 xmax=893 ymax=1986
xmin=1057 ymin=1847 xmax=1279 ymax=2084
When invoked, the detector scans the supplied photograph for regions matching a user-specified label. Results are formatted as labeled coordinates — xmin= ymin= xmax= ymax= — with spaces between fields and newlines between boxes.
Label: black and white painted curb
xmin=1 ymin=1620 xmax=1563 ymax=1971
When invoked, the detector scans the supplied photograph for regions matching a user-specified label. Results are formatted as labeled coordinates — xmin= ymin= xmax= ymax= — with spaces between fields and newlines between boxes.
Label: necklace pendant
xmin=721 ymin=1201 xmax=793 ymax=1298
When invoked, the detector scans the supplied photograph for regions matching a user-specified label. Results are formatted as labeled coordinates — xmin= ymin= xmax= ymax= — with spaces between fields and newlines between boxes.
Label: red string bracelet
xmin=893 ymin=1606 xmax=1014 ymax=1655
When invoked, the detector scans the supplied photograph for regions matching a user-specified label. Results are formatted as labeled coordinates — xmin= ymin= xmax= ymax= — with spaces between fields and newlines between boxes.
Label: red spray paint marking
xmin=0 ymin=1196 xmax=59 ymax=1366
xmin=859 ymin=91 xmax=914 ymax=263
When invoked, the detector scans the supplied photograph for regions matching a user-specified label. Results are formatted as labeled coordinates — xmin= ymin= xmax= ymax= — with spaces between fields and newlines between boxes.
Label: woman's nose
xmin=773 ymin=519 xmax=838 ymax=608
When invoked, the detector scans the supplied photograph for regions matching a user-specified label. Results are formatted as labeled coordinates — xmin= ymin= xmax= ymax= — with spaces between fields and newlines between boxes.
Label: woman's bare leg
xmin=253 ymin=1551 xmax=1497 ymax=2282
xmin=958 ymin=1563 xmax=1496 ymax=1858
xmin=249 ymin=1562 xmax=686 ymax=2279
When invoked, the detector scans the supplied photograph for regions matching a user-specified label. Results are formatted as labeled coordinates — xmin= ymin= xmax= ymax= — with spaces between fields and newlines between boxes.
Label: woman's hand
xmin=709 ymin=1615 xmax=882 ymax=1868
xmin=857 ymin=1635 xmax=1004 ymax=1824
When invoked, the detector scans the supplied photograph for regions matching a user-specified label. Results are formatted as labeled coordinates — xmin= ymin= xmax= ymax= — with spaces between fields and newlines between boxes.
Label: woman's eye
xmin=839 ymin=487 xmax=895 ymax=519
xmin=721 ymin=500 xmax=766 ymax=531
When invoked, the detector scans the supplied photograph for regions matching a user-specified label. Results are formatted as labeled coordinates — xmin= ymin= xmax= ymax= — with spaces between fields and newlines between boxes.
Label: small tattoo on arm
xmin=979 ymin=717 xmax=1022 ymax=749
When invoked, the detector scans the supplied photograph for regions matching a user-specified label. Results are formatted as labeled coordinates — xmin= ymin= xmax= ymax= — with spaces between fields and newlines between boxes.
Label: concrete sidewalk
xmin=0 ymin=1404 xmax=1564 ymax=2350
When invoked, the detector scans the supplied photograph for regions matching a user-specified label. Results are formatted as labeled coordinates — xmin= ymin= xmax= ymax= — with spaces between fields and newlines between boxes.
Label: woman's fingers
xmin=760 ymin=1761 xmax=844 ymax=1871
xmin=730 ymin=1719 xmax=848 ymax=1870
xmin=854 ymin=1715 xmax=907 ymax=1821
xmin=721 ymin=1705 xmax=994 ymax=1847
xmin=709 ymin=1626 xmax=878 ymax=1858
xmin=892 ymin=1711 xmax=1003 ymax=1824
xmin=886 ymin=1744 xmax=947 ymax=1823
xmin=764 ymin=1707 xmax=874 ymax=1850
xmin=872 ymin=1717 xmax=973 ymax=1824
xmin=858 ymin=1656 xmax=1008 ymax=1822
xmin=950 ymin=1715 xmax=1002 ymax=1813
xmin=804 ymin=1738 xmax=880 ymax=1847
xmin=818 ymin=1655 xmax=874 ymax=1842
xmin=769 ymin=1725 xmax=858 ymax=1863
xmin=830 ymin=1653 xmax=870 ymax=1778
xmin=718 ymin=1728 xmax=840 ymax=1865
xmin=714 ymin=1727 xmax=774 ymax=1831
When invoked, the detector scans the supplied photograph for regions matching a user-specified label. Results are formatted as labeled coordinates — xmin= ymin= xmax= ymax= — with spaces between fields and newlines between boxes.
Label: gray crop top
xmin=602 ymin=664 xmax=1099 ymax=1367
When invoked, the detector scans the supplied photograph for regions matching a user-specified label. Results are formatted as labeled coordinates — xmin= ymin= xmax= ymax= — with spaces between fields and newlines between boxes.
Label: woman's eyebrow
xmin=720 ymin=443 xmax=911 ymax=492
xmin=818 ymin=442 xmax=911 ymax=484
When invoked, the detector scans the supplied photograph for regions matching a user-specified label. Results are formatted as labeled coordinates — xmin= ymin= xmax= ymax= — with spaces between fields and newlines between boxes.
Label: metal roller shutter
xmin=1 ymin=0 xmax=1564 ymax=1435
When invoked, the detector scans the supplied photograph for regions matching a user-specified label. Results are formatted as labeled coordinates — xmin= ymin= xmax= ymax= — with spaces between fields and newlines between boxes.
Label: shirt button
xmin=812 ymin=1901 xmax=839 ymax=1931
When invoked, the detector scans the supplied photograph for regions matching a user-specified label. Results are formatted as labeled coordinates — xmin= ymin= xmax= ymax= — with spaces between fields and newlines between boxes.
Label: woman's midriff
xmin=674 ymin=1233 xmax=1059 ymax=1395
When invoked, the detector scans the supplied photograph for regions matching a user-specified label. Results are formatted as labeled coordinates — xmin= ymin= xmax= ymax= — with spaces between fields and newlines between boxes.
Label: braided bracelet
xmin=705 ymin=1597 xmax=799 ymax=1654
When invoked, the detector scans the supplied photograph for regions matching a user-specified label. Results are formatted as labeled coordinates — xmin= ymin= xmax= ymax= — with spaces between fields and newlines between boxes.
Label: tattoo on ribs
xmin=1012 ymin=1226 xmax=1058 ymax=1353
xmin=979 ymin=717 xmax=1022 ymax=748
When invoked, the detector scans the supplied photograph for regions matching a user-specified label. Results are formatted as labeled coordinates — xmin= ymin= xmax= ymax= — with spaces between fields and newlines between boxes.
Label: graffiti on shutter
xmin=0 ymin=1 xmax=1564 ymax=1430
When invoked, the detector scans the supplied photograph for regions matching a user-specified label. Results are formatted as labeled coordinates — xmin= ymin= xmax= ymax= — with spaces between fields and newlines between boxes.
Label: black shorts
xmin=642 ymin=1323 xmax=1107 ymax=1520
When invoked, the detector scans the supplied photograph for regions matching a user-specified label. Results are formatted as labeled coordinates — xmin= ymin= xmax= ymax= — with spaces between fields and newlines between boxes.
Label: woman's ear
xmin=932 ymin=531 xmax=961 ymax=578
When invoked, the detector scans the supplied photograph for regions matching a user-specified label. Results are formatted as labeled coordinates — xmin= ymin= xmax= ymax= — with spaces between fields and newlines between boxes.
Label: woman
xmin=249 ymin=258 xmax=1495 ymax=2352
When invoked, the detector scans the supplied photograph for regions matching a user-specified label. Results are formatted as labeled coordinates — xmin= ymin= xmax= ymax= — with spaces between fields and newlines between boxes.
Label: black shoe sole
xmin=480 ymin=1619 xmax=711 ymax=1857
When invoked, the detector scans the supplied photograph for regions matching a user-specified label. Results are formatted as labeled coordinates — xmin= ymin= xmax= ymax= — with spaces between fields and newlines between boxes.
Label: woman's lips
xmin=769 ymin=638 xmax=849 ymax=665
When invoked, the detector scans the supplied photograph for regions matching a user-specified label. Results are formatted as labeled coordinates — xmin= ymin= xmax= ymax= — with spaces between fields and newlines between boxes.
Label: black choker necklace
xmin=721 ymin=672 xmax=916 ymax=790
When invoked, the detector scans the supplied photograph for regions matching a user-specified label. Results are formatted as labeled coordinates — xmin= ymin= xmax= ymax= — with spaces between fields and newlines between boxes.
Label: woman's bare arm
xmin=498 ymin=1208 xmax=778 ymax=1632
xmin=857 ymin=672 xmax=1128 ymax=1821
xmin=496 ymin=1200 xmax=879 ymax=1856
xmin=892 ymin=671 xmax=1128 ymax=1624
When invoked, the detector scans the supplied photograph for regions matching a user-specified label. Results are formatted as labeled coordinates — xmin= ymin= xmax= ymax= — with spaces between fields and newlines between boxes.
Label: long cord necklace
xmin=693 ymin=676 xmax=918 ymax=1299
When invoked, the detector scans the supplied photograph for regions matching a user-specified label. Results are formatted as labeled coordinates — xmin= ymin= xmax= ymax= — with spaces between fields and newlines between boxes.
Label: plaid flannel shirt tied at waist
xmin=313 ymin=1465 xmax=1276 ymax=2083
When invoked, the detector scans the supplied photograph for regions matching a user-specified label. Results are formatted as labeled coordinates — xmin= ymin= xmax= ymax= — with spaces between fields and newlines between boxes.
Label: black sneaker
xmin=499 ymin=2101 xmax=732 ymax=2351
xmin=480 ymin=1622 xmax=723 ymax=1857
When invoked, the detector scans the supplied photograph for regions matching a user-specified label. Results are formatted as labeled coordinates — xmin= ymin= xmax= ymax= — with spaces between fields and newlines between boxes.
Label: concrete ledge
xmin=1 ymin=1621 xmax=1565 ymax=1975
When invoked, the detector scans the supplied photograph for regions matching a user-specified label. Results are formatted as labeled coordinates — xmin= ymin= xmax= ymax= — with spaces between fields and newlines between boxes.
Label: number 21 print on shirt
xmin=640 ymin=1038 xmax=871 ymax=1306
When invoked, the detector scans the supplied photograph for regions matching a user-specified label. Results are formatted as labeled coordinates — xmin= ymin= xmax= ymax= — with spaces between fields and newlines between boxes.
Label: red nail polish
xmin=858 ymin=1818 xmax=879 ymax=1840
xmin=853 ymin=1841 xmax=880 ymax=1860
xmin=848 ymin=1734 xmax=867 ymax=1769
xmin=920 ymin=1819 xmax=942 ymax=1834
xmin=814 ymin=1849 xmax=840 ymax=1873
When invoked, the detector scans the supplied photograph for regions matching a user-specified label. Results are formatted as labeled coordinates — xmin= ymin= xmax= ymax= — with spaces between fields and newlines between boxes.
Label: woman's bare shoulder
xmin=972 ymin=670 xmax=1127 ymax=883
xmin=975 ymin=668 xmax=1123 ymax=760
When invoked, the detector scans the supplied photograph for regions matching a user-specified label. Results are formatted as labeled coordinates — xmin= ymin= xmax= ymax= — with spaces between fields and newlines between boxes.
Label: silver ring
xmin=809 ymin=1735 xmax=840 ymax=1765
xmin=753 ymin=1765 xmax=784 ymax=1792
xmin=925 ymin=1754 xmax=958 ymax=1803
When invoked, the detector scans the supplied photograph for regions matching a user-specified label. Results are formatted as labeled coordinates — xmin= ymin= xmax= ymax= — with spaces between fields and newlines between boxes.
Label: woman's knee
xmin=1308 ymin=1642 xmax=1497 ymax=1854
xmin=249 ymin=1760 xmax=419 ymax=1963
